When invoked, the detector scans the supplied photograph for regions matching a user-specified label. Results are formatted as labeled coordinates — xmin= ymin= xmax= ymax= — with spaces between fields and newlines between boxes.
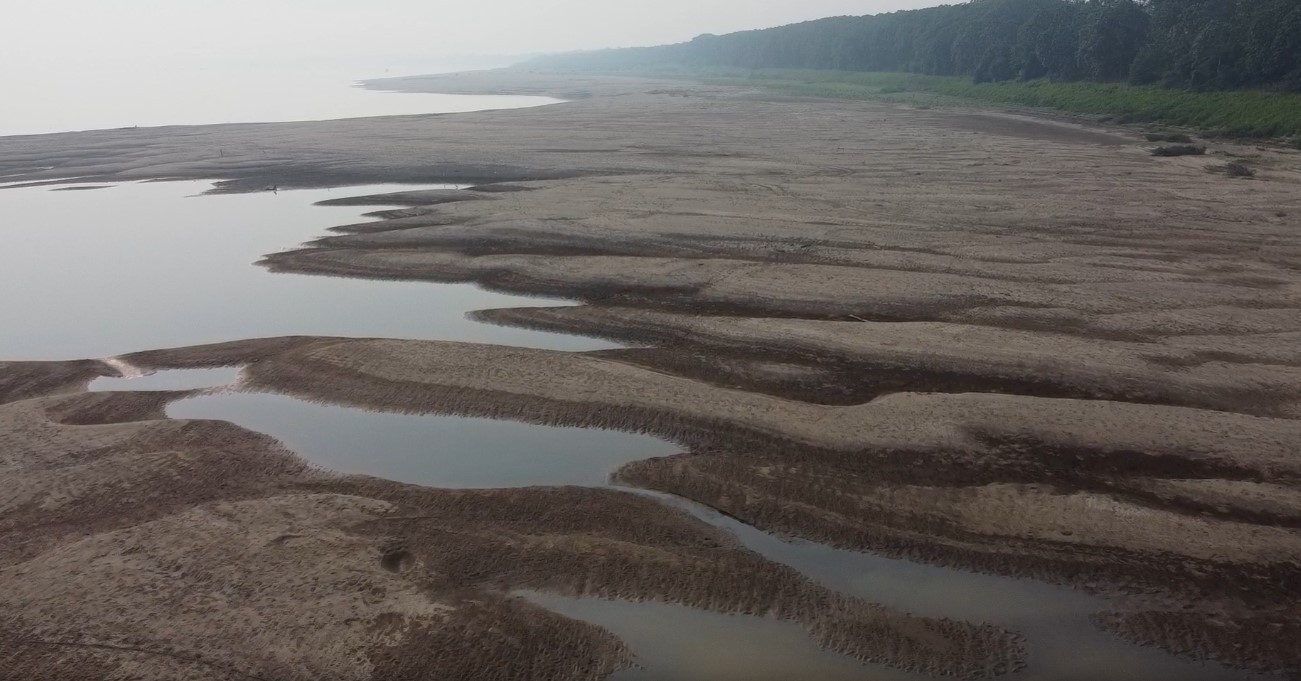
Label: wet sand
xmin=0 ymin=369 xmax=1019 ymax=679
xmin=2 ymin=70 xmax=1300 ymax=679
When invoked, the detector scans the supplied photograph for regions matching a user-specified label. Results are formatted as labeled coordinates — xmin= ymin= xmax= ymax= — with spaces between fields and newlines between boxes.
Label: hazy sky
xmin=3 ymin=0 xmax=944 ymax=67
xmin=2 ymin=0 xmax=950 ymax=134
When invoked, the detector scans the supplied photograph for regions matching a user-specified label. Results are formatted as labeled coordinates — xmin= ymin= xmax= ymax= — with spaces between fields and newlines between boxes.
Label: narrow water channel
xmin=21 ymin=180 xmax=1270 ymax=680
xmin=521 ymin=591 xmax=924 ymax=681
xmin=637 ymin=491 xmax=1270 ymax=681
xmin=169 ymin=391 xmax=679 ymax=488
xmin=90 ymin=366 xmax=242 ymax=392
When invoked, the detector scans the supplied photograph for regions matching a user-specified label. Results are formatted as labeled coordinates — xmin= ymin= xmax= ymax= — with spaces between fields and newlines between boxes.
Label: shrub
xmin=1145 ymin=132 xmax=1193 ymax=143
xmin=1151 ymin=144 xmax=1206 ymax=157
xmin=1222 ymin=162 xmax=1255 ymax=177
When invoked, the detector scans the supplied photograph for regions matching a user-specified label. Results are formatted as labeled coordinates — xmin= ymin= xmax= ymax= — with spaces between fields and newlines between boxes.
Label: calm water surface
xmin=168 ymin=391 xmax=678 ymax=489
xmin=0 ymin=63 xmax=558 ymax=136
xmin=523 ymin=592 xmax=921 ymax=681
xmin=90 ymin=367 xmax=243 ymax=392
xmin=0 ymin=180 xmax=610 ymax=359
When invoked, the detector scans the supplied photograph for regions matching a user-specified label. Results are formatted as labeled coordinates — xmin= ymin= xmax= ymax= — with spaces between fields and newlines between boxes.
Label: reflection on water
xmin=0 ymin=181 xmax=614 ymax=360
xmin=521 ymin=592 xmax=917 ymax=681
xmin=168 ymin=391 xmax=680 ymax=488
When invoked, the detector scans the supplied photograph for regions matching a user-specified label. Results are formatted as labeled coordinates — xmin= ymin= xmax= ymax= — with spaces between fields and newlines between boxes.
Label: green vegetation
xmin=530 ymin=0 xmax=1301 ymax=138
xmin=688 ymin=69 xmax=1301 ymax=138
xmin=534 ymin=0 xmax=1301 ymax=92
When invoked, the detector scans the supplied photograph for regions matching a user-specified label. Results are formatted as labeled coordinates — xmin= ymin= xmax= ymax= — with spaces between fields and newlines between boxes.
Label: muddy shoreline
xmin=3 ymin=70 xmax=1300 ymax=679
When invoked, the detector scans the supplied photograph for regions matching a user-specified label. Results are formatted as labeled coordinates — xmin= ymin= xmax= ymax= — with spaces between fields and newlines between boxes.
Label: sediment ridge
xmin=0 ymin=360 xmax=1021 ymax=680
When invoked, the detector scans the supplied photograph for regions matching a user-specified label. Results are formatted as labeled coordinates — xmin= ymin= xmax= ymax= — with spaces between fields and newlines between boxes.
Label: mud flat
xmin=115 ymin=335 xmax=1301 ymax=675
xmin=2 ymin=69 xmax=1300 ymax=679
xmin=0 ymin=366 xmax=1019 ymax=680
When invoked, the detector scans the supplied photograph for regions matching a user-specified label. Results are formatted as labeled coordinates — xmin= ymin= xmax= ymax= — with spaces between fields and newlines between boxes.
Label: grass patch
xmin=1151 ymin=144 xmax=1206 ymax=157
xmin=668 ymin=68 xmax=1301 ymax=139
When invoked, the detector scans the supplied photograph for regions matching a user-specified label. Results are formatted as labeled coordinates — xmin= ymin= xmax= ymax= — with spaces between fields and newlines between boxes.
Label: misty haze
xmin=2 ymin=1 xmax=1299 ymax=681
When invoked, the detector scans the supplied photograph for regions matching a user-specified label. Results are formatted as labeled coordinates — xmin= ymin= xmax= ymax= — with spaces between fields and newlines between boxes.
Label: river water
xmin=0 ymin=180 xmax=604 ymax=359
xmin=0 ymin=62 xmax=557 ymax=137
xmin=4 ymin=128 xmax=1269 ymax=679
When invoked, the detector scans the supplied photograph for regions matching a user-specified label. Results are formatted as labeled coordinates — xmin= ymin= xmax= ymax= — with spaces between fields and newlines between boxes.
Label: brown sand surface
xmin=2 ymin=70 xmax=1300 ymax=678
xmin=475 ymin=305 xmax=1301 ymax=415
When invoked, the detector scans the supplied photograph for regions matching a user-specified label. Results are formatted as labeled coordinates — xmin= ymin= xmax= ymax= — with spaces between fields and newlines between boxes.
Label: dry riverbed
xmin=2 ymin=70 xmax=1300 ymax=679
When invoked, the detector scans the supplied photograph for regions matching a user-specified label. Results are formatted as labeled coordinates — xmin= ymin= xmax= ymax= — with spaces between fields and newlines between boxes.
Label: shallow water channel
xmin=12 ymin=180 xmax=1269 ymax=680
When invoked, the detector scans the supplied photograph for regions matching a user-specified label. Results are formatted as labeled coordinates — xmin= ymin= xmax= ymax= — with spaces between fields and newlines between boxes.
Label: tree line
xmin=530 ymin=0 xmax=1301 ymax=93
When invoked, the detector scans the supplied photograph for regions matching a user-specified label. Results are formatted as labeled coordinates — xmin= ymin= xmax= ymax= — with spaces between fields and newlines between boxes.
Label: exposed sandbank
xmin=1 ymin=361 xmax=1021 ymax=680
xmin=2 ymin=69 xmax=1299 ymax=678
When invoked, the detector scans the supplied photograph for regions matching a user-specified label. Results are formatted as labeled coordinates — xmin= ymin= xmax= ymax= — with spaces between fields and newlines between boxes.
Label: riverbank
xmin=601 ymin=68 xmax=1301 ymax=141
xmin=2 ymin=70 xmax=1299 ymax=679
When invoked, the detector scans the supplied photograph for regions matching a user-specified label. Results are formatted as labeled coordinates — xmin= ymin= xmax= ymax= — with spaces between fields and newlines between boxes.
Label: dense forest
xmin=531 ymin=0 xmax=1301 ymax=93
